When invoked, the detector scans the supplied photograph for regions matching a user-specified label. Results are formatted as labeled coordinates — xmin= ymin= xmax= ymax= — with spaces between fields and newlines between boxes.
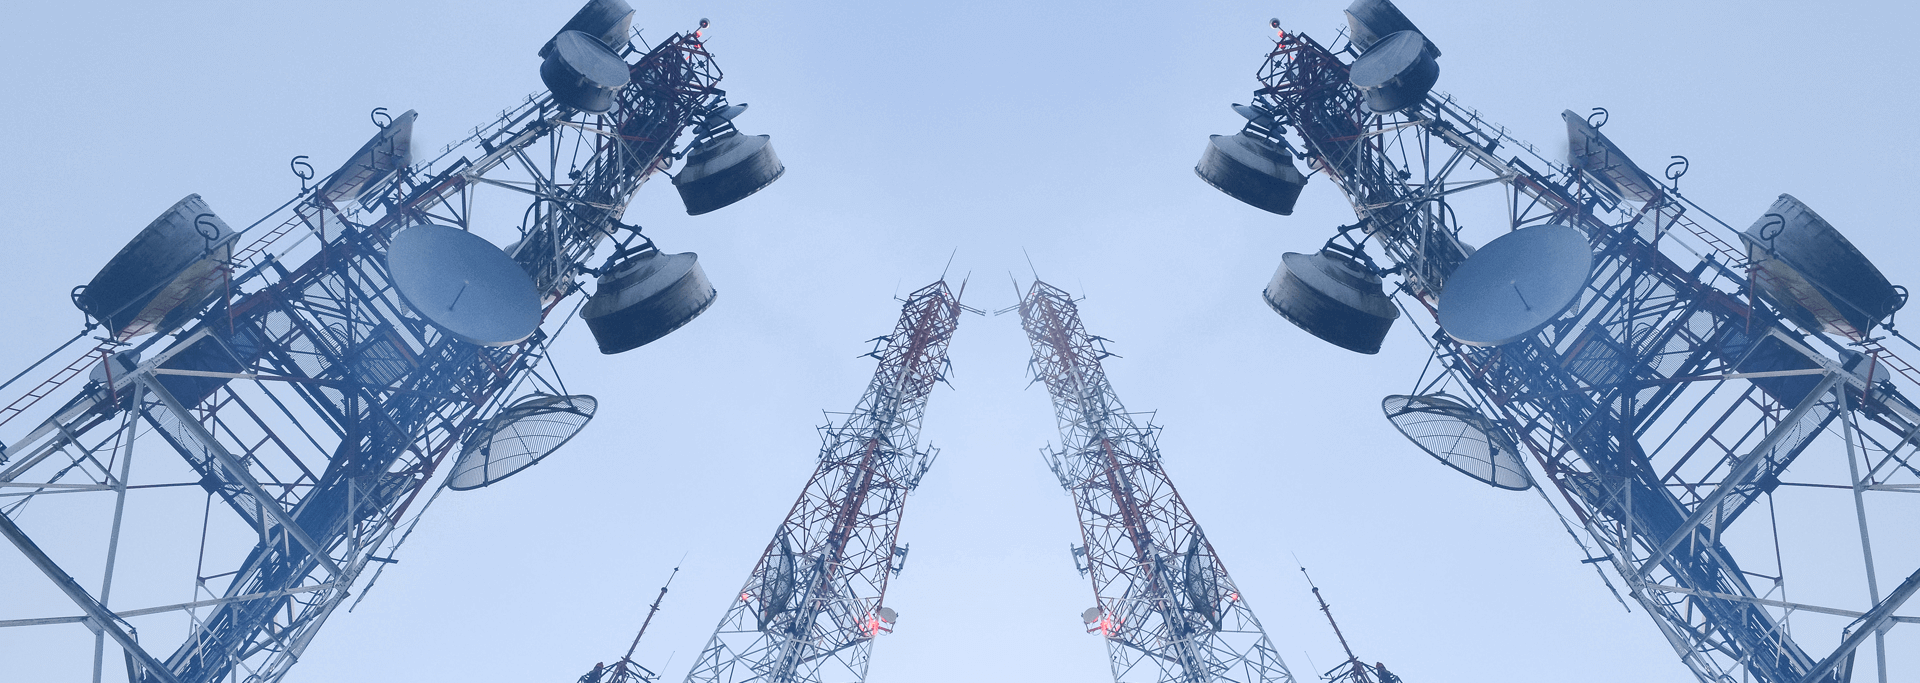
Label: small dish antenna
xmin=387 ymin=224 xmax=542 ymax=346
xmin=1382 ymin=393 xmax=1532 ymax=490
xmin=1437 ymin=223 xmax=1591 ymax=346
xmin=446 ymin=394 xmax=597 ymax=491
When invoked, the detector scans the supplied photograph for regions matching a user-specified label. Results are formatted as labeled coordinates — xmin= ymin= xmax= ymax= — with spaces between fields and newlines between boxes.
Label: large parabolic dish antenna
xmin=1437 ymin=223 xmax=1592 ymax=346
xmin=447 ymin=394 xmax=598 ymax=491
xmin=1383 ymin=393 xmax=1532 ymax=490
xmin=388 ymin=224 xmax=543 ymax=346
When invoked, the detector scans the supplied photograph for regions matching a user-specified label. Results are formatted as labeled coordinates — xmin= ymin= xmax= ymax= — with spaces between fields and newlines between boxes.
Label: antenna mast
xmin=1017 ymin=280 xmax=1294 ymax=683
xmin=681 ymin=280 xmax=966 ymax=683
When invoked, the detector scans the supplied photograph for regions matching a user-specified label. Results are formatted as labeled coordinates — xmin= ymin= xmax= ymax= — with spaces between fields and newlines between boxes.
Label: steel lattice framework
xmin=0 ymin=25 xmax=734 ymax=683
xmin=682 ymin=280 xmax=965 ymax=683
xmin=1224 ymin=17 xmax=1920 ymax=683
xmin=1018 ymin=281 xmax=1294 ymax=683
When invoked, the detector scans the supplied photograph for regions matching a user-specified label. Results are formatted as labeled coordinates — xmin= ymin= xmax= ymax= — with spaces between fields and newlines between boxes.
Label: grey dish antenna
xmin=1383 ymin=394 xmax=1531 ymax=490
xmin=387 ymin=224 xmax=542 ymax=346
xmin=447 ymin=394 xmax=598 ymax=491
xmin=1437 ymin=223 xmax=1591 ymax=346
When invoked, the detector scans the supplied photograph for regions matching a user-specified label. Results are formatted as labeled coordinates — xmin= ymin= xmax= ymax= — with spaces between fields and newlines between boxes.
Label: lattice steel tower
xmin=682 ymin=279 xmax=968 ymax=683
xmin=1017 ymin=280 xmax=1294 ymax=683
xmin=1197 ymin=2 xmax=1918 ymax=681
xmin=0 ymin=2 xmax=785 ymax=681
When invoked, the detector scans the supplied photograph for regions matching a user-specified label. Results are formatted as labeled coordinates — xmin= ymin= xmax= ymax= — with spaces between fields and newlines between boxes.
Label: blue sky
xmin=2 ymin=1 xmax=1916 ymax=681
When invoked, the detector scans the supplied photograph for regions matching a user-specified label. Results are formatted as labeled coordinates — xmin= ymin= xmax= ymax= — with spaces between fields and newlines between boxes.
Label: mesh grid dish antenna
xmin=1382 ymin=393 xmax=1532 ymax=490
xmin=447 ymin=394 xmax=598 ymax=491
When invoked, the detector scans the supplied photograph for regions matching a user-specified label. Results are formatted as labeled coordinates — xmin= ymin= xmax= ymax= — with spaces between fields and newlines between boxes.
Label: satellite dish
xmin=1195 ymin=132 xmax=1308 ymax=216
xmin=1263 ymin=250 xmax=1398 ymax=354
xmin=446 ymin=394 xmax=597 ymax=491
xmin=876 ymin=607 xmax=898 ymax=624
xmin=674 ymin=131 xmax=786 ymax=215
xmin=387 ymin=224 xmax=542 ymax=346
xmin=77 ymin=194 xmax=238 ymax=340
xmin=1561 ymin=109 xmax=1660 ymax=202
xmin=541 ymin=30 xmax=631 ymax=113
xmin=539 ymin=0 xmax=635 ymax=56
xmin=1739 ymin=194 xmax=1900 ymax=340
xmin=581 ymin=248 xmax=716 ymax=353
xmin=319 ymin=110 xmax=416 ymax=205
xmin=1437 ymin=224 xmax=1591 ymax=346
xmin=1229 ymin=103 xmax=1278 ymax=130
xmin=1344 ymin=0 xmax=1440 ymax=56
xmin=1382 ymin=394 xmax=1532 ymax=490
xmin=1348 ymin=30 xmax=1439 ymax=113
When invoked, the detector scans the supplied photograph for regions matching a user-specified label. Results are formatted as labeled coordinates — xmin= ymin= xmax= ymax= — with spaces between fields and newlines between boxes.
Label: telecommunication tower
xmin=1197 ymin=2 xmax=1918 ymax=681
xmin=679 ymin=279 xmax=970 ymax=683
xmin=1017 ymin=280 xmax=1295 ymax=683
xmin=0 ymin=1 xmax=785 ymax=681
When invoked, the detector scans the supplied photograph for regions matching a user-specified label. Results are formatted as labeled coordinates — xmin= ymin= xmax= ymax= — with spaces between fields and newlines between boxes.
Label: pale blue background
xmin=1 ymin=1 xmax=1915 ymax=681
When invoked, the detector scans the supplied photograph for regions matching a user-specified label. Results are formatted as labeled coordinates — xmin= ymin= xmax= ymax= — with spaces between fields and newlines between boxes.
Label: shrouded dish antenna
xmin=77 ymin=194 xmax=238 ymax=340
xmin=1739 ymin=194 xmax=1901 ymax=340
xmin=1437 ymin=223 xmax=1591 ymax=346
xmin=1196 ymin=129 xmax=1308 ymax=215
xmin=541 ymin=30 xmax=631 ymax=113
xmin=319 ymin=110 xmax=416 ymax=205
xmin=1344 ymin=0 xmax=1439 ymax=56
xmin=581 ymin=247 xmax=717 ymax=353
xmin=387 ymin=224 xmax=543 ymax=347
xmin=1382 ymin=393 xmax=1532 ymax=490
xmin=674 ymin=104 xmax=786 ymax=216
xmin=447 ymin=394 xmax=598 ymax=491
xmin=1348 ymin=30 xmax=1438 ymax=113
xmin=1263 ymin=249 xmax=1398 ymax=354
xmin=1561 ymin=109 xmax=1660 ymax=202
xmin=539 ymin=0 xmax=635 ymax=57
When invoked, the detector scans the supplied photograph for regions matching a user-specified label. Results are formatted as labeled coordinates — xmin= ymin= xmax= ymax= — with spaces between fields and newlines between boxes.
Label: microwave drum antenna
xmin=673 ymin=123 xmax=786 ymax=215
xmin=77 ymin=193 xmax=237 ymax=339
xmin=1348 ymin=30 xmax=1439 ymax=113
xmin=541 ymin=30 xmax=632 ymax=113
xmin=1263 ymin=249 xmax=1398 ymax=354
xmin=1195 ymin=130 xmax=1308 ymax=215
xmin=1739 ymin=193 xmax=1901 ymax=339
xmin=581 ymin=249 xmax=716 ymax=354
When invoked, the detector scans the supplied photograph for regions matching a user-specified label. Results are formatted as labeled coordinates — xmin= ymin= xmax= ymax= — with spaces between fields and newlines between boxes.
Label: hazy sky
xmin=2 ymin=1 xmax=1916 ymax=682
